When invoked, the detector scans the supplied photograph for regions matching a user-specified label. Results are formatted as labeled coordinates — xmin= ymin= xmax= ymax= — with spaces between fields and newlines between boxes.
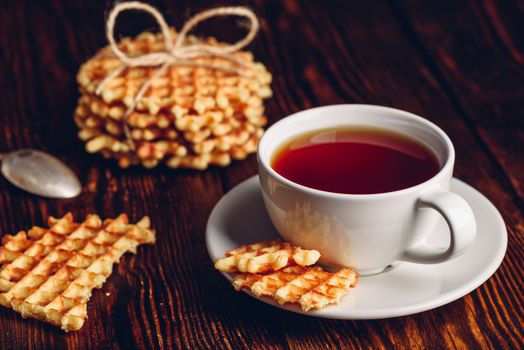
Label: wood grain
xmin=0 ymin=0 xmax=522 ymax=349
xmin=395 ymin=0 xmax=524 ymax=202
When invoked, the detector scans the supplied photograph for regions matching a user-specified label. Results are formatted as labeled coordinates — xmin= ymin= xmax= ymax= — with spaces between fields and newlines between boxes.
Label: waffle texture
xmin=214 ymin=240 xmax=321 ymax=274
xmin=234 ymin=266 xmax=359 ymax=312
xmin=0 ymin=213 xmax=156 ymax=331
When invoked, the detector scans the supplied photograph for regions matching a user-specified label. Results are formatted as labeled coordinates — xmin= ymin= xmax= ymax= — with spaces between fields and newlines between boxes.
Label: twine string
xmin=95 ymin=1 xmax=259 ymax=151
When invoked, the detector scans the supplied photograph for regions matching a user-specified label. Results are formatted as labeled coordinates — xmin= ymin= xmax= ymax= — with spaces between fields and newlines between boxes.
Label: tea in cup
xmin=257 ymin=104 xmax=476 ymax=275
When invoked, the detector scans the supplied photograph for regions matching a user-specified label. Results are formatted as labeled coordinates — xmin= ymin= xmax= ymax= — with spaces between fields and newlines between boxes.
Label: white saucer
xmin=205 ymin=176 xmax=507 ymax=319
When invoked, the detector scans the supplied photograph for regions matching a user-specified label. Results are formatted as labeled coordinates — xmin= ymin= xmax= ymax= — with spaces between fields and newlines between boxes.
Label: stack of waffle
xmin=214 ymin=240 xmax=359 ymax=312
xmin=75 ymin=30 xmax=272 ymax=169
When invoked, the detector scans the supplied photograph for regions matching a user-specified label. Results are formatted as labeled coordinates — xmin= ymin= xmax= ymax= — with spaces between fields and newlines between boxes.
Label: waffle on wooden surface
xmin=74 ymin=92 xmax=263 ymax=169
xmin=77 ymin=31 xmax=272 ymax=107
xmin=75 ymin=30 xmax=272 ymax=169
xmin=0 ymin=213 xmax=155 ymax=332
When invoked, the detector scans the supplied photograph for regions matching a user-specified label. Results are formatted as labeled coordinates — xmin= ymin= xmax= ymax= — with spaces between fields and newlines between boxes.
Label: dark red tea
xmin=271 ymin=127 xmax=440 ymax=194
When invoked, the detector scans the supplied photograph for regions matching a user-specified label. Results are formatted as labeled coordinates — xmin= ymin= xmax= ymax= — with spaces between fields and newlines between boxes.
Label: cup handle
xmin=402 ymin=191 xmax=477 ymax=263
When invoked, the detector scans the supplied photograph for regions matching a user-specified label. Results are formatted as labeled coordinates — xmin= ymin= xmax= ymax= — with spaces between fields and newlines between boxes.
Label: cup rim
xmin=257 ymin=104 xmax=455 ymax=200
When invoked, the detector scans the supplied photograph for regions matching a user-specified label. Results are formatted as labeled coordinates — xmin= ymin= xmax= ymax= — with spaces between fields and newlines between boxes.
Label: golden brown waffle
xmin=298 ymin=268 xmax=359 ymax=312
xmin=75 ymin=96 xmax=263 ymax=159
xmin=0 ymin=213 xmax=156 ymax=331
xmin=75 ymin=92 xmax=267 ymax=135
xmin=75 ymin=130 xmax=260 ymax=169
xmin=216 ymin=240 xmax=359 ymax=312
xmin=214 ymin=240 xmax=321 ymax=274
xmin=233 ymin=266 xmax=358 ymax=312
xmin=77 ymin=32 xmax=272 ymax=109
xmin=233 ymin=266 xmax=308 ymax=296
xmin=74 ymin=29 xmax=272 ymax=169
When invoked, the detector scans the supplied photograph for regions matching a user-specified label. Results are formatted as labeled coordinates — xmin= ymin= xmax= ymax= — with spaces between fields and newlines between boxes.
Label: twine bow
xmin=95 ymin=1 xmax=260 ymax=151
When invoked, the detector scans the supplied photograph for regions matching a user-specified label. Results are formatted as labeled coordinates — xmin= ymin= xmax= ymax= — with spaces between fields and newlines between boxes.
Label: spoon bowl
xmin=0 ymin=149 xmax=82 ymax=198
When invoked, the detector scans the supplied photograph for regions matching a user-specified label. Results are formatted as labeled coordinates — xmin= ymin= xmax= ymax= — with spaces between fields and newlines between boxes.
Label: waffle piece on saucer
xmin=214 ymin=240 xmax=321 ymax=274
xmin=233 ymin=266 xmax=308 ymax=296
xmin=232 ymin=266 xmax=358 ymax=312
xmin=0 ymin=213 xmax=156 ymax=331
xmin=274 ymin=266 xmax=332 ymax=305
xmin=298 ymin=268 xmax=359 ymax=312
xmin=74 ymin=29 xmax=272 ymax=170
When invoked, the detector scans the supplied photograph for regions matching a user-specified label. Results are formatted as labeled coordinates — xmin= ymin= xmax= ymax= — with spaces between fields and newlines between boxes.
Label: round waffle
xmin=75 ymin=30 xmax=272 ymax=169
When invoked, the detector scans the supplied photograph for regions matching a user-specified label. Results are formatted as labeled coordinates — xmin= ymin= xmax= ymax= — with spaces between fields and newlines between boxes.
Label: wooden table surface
xmin=1 ymin=0 xmax=523 ymax=349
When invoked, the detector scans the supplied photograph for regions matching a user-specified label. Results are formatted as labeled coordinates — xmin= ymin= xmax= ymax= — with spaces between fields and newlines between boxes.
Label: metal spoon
xmin=0 ymin=149 xmax=82 ymax=198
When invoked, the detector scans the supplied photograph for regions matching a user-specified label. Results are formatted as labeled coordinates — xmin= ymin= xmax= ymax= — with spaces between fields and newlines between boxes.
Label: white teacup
xmin=257 ymin=104 xmax=476 ymax=275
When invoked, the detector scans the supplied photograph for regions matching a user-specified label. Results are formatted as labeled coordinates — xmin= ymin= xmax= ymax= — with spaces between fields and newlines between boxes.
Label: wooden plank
xmin=393 ymin=0 xmax=524 ymax=204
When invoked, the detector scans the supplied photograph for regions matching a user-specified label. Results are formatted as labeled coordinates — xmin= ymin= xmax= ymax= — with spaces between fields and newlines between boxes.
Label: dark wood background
xmin=0 ymin=0 xmax=523 ymax=349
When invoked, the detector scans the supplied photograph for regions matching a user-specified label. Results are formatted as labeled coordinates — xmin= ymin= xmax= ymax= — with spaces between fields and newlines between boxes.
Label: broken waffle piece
xmin=0 ymin=213 xmax=155 ymax=332
xmin=274 ymin=266 xmax=332 ymax=305
xmin=217 ymin=240 xmax=359 ymax=312
xmin=214 ymin=240 xmax=320 ymax=274
xmin=233 ymin=266 xmax=309 ymax=296
xmin=299 ymin=268 xmax=359 ymax=312
xmin=233 ymin=266 xmax=358 ymax=312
